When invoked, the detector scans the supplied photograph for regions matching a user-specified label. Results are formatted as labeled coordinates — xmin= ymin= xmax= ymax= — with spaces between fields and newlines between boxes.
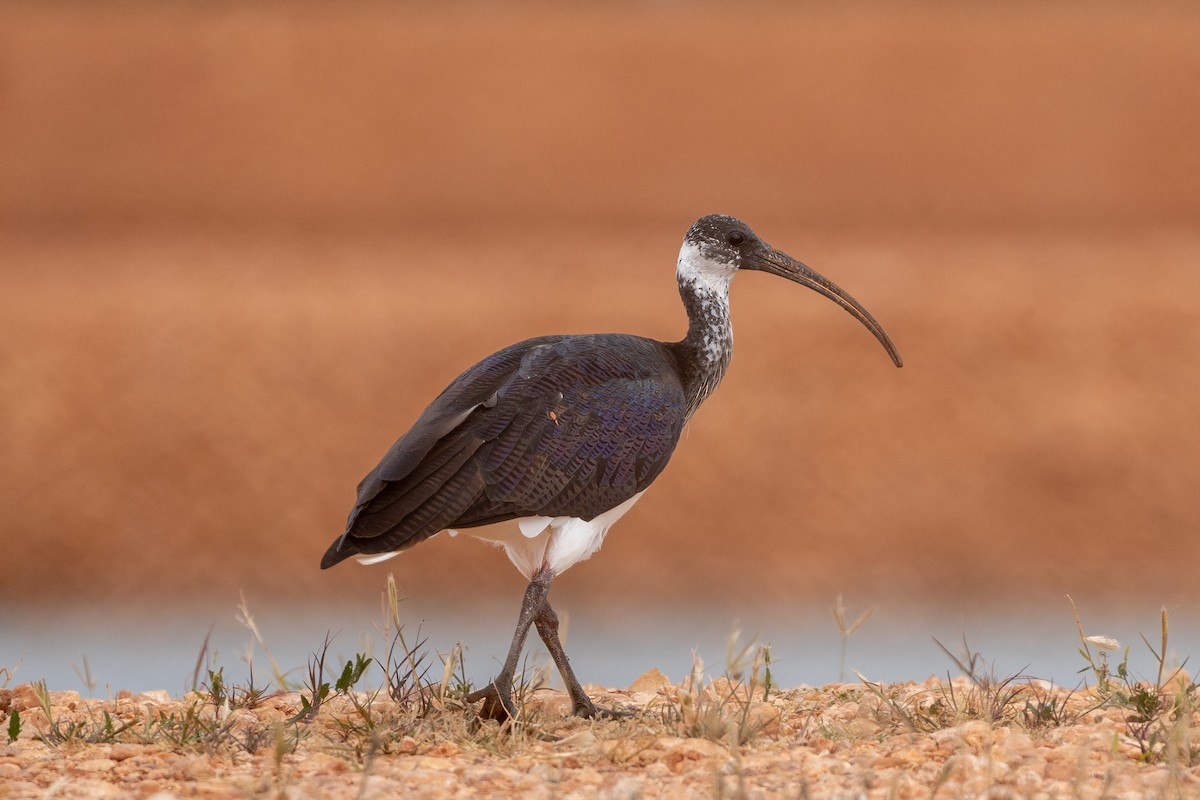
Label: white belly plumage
xmin=354 ymin=491 xmax=646 ymax=579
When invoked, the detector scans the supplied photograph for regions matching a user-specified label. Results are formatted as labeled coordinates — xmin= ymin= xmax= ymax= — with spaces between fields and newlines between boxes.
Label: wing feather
xmin=475 ymin=340 xmax=687 ymax=519
xmin=347 ymin=430 xmax=484 ymax=537
xmin=322 ymin=334 xmax=687 ymax=568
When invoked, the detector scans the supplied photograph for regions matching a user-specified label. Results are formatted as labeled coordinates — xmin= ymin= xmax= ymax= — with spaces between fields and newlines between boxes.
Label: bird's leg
xmin=465 ymin=570 xmax=552 ymax=720
xmin=532 ymin=600 xmax=596 ymax=718
xmin=534 ymin=599 xmax=631 ymax=719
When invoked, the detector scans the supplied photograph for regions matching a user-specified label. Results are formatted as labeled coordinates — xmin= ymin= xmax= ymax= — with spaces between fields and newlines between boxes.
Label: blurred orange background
xmin=3 ymin=2 xmax=1200 ymax=632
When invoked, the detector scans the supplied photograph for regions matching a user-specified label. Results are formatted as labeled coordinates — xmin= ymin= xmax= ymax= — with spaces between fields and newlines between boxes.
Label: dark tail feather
xmin=320 ymin=535 xmax=358 ymax=569
xmin=347 ymin=432 xmax=483 ymax=538
xmin=323 ymin=461 xmax=487 ymax=568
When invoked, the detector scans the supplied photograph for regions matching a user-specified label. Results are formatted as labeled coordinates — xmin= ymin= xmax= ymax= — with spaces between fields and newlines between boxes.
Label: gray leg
xmin=534 ymin=598 xmax=631 ymax=719
xmin=465 ymin=570 xmax=552 ymax=720
xmin=466 ymin=568 xmax=629 ymax=720
xmin=533 ymin=601 xmax=599 ymax=718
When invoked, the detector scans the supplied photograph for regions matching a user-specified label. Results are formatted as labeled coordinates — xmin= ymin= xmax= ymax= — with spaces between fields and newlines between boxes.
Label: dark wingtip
xmin=320 ymin=536 xmax=356 ymax=569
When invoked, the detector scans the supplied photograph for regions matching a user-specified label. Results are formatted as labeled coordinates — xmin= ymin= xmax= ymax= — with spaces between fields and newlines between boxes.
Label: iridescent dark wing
xmin=321 ymin=334 xmax=687 ymax=567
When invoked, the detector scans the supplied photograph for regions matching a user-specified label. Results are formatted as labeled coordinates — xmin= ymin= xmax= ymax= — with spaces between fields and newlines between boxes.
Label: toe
xmin=466 ymin=682 xmax=518 ymax=721
xmin=571 ymin=700 xmax=598 ymax=718
xmin=596 ymin=705 xmax=634 ymax=719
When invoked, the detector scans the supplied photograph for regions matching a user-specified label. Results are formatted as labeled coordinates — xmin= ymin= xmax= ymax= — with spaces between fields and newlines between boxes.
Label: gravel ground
xmin=2 ymin=670 xmax=1196 ymax=799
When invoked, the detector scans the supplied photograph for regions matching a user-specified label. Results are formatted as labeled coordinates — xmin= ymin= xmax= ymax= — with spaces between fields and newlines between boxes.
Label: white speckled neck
xmin=677 ymin=241 xmax=736 ymax=299
xmin=676 ymin=242 xmax=735 ymax=418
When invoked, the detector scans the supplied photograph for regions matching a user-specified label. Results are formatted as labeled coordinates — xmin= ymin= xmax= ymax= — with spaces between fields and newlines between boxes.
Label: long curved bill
xmin=751 ymin=248 xmax=903 ymax=367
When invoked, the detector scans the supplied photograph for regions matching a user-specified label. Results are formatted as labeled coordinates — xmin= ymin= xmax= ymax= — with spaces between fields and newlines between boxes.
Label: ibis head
xmin=679 ymin=214 xmax=903 ymax=368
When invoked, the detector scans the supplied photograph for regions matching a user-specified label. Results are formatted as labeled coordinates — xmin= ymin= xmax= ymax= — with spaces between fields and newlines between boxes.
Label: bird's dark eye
xmin=726 ymin=231 xmax=746 ymax=246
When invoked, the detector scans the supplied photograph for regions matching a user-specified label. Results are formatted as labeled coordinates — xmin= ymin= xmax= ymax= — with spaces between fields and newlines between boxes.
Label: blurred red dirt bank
xmin=2 ymin=3 xmax=1199 ymax=615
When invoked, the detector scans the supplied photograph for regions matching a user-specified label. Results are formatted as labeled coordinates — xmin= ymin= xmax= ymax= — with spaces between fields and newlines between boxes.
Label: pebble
xmin=627 ymin=667 xmax=670 ymax=693
xmin=109 ymin=743 xmax=144 ymax=761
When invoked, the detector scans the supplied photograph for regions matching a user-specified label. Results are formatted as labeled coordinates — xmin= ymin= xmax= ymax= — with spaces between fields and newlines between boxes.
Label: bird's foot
xmin=570 ymin=696 xmax=634 ymax=719
xmin=595 ymin=705 xmax=635 ymax=719
xmin=467 ymin=683 xmax=632 ymax=722
xmin=465 ymin=682 xmax=517 ymax=722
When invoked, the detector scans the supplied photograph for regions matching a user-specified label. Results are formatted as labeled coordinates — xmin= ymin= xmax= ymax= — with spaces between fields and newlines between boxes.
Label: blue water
xmin=4 ymin=597 xmax=1196 ymax=697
